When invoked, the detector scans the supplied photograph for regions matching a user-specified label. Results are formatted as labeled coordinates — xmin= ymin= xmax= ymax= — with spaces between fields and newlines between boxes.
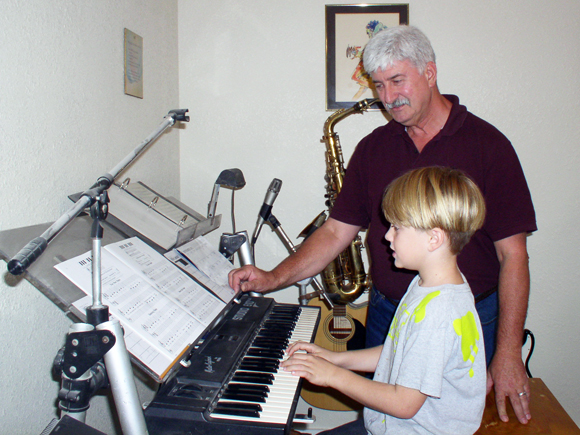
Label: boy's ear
xmin=427 ymin=228 xmax=446 ymax=252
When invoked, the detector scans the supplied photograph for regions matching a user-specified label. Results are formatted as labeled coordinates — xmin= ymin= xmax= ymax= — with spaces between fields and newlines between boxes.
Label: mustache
xmin=386 ymin=98 xmax=410 ymax=110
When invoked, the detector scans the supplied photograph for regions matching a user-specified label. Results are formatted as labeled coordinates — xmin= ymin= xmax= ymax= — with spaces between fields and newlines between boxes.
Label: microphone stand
xmin=266 ymin=214 xmax=335 ymax=309
xmin=8 ymin=109 xmax=190 ymax=435
xmin=8 ymin=109 xmax=189 ymax=276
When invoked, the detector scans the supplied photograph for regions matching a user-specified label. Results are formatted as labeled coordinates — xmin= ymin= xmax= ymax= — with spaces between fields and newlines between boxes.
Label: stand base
xmin=40 ymin=415 xmax=107 ymax=435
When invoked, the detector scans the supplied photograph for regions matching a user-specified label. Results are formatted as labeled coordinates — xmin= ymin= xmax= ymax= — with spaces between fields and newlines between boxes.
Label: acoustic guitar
xmin=300 ymin=299 xmax=368 ymax=411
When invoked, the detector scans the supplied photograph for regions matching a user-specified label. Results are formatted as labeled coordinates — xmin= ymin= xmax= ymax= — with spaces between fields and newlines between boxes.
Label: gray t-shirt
xmin=364 ymin=275 xmax=486 ymax=434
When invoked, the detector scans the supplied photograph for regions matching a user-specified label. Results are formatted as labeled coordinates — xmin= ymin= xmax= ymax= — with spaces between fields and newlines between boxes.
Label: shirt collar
xmin=389 ymin=94 xmax=467 ymax=138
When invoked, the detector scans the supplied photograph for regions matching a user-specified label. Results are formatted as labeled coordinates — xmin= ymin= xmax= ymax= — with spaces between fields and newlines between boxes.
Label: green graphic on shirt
xmin=387 ymin=302 xmax=409 ymax=347
xmin=388 ymin=291 xmax=441 ymax=352
xmin=453 ymin=311 xmax=480 ymax=377
xmin=412 ymin=291 xmax=441 ymax=323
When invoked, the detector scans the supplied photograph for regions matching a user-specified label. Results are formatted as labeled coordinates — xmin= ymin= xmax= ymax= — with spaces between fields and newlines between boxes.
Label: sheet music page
xmin=165 ymin=250 xmax=236 ymax=304
xmin=106 ymin=238 xmax=225 ymax=323
xmin=55 ymin=236 xmax=226 ymax=381
xmin=173 ymin=236 xmax=238 ymax=303
xmin=70 ymin=294 xmax=186 ymax=380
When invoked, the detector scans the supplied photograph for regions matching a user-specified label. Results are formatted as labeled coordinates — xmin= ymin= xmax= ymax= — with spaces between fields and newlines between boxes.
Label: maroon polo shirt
xmin=330 ymin=95 xmax=537 ymax=300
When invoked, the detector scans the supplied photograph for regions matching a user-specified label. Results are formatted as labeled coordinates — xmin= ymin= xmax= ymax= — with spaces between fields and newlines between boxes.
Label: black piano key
xmin=262 ymin=324 xmax=294 ymax=332
xmin=265 ymin=319 xmax=294 ymax=326
xmin=225 ymin=383 xmax=270 ymax=395
xmin=272 ymin=306 xmax=300 ymax=314
xmin=242 ymin=356 xmax=280 ymax=366
xmin=242 ymin=361 xmax=280 ymax=369
xmin=221 ymin=392 xmax=266 ymax=402
xmin=258 ymin=330 xmax=292 ymax=338
xmin=254 ymin=333 xmax=289 ymax=342
xmin=232 ymin=372 xmax=274 ymax=385
xmin=261 ymin=327 xmax=294 ymax=336
xmin=265 ymin=316 xmax=296 ymax=323
xmin=252 ymin=339 xmax=288 ymax=349
xmin=268 ymin=314 xmax=298 ymax=323
xmin=215 ymin=402 xmax=262 ymax=411
xmin=246 ymin=348 xmax=284 ymax=359
xmin=240 ymin=359 xmax=279 ymax=369
xmin=239 ymin=364 xmax=277 ymax=373
xmin=213 ymin=403 xmax=262 ymax=418
xmin=211 ymin=408 xmax=260 ymax=418
xmin=266 ymin=315 xmax=296 ymax=322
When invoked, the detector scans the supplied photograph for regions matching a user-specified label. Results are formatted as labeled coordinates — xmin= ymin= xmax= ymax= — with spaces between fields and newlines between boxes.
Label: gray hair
xmin=363 ymin=25 xmax=436 ymax=74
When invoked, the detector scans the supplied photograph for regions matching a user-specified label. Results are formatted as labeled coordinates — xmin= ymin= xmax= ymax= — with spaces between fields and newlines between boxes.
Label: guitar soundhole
xmin=327 ymin=317 xmax=353 ymax=341
xmin=323 ymin=306 xmax=356 ymax=344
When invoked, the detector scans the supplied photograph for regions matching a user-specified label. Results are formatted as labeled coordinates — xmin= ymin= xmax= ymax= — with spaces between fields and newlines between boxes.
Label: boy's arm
xmin=285 ymin=342 xmax=382 ymax=373
xmin=282 ymin=352 xmax=426 ymax=419
xmin=333 ymin=369 xmax=427 ymax=419
xmin=331 ymin=345 xmax=384 ymax=373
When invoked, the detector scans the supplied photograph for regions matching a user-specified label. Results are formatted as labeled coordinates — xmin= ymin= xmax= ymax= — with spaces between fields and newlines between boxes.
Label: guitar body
xmin=300 ymin=298 xmax=368 ymax=411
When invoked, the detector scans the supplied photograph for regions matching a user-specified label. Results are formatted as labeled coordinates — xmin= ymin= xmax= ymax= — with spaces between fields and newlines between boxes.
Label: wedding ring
xmin=518 ymin=391 xmax=527 ymax=397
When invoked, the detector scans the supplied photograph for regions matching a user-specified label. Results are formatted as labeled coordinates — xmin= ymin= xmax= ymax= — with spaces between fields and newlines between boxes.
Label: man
xmin=230 ymin=25 xmax=536 ymax=425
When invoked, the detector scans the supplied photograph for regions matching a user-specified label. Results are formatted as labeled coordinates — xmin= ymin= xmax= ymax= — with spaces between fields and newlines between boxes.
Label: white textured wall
xmin=0 ymin=1 xmax=179 ymax=434
xmin=179 ymin=0 xmax=580 ymax=429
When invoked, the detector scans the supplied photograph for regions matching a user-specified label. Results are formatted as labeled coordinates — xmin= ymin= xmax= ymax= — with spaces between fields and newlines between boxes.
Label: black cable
xmin=522 ymin=329 xmax=535 ymax=378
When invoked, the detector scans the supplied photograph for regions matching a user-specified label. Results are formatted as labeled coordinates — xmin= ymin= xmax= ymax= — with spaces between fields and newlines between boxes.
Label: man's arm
xmin=488 ymin=232 xmax=532 ymax=424
xmin=228 ymin=217 xmax=361 ymax=293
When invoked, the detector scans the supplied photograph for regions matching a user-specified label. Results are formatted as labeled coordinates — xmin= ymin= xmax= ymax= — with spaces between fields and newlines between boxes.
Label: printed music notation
xmin=164 ymin=236 xmax=238 ymax=304
xmin=54 ymin=236 xmax=227 ymax=382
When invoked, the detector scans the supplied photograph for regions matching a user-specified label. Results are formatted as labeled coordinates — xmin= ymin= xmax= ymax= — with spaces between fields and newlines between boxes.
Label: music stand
xmin=7 ymin=109 xmax=190 ymax=435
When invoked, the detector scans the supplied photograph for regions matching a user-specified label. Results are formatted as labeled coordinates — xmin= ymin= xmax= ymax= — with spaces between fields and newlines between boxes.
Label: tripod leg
xmin=97 ymin=320 xmax=148 ymax=435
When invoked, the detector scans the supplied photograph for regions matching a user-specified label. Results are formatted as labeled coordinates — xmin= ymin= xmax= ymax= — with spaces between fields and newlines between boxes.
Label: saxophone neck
xmin=323 ymin=98 xmax=380 ymax=137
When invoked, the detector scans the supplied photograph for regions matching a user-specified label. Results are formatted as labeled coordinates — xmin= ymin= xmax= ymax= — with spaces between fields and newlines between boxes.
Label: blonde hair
xmin=382 ymin=167 xmax=486 ymax=254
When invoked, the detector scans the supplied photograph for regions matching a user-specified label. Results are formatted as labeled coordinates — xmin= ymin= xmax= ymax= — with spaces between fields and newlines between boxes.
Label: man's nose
xmin=380 ymin=84 xmax=397 ymax=105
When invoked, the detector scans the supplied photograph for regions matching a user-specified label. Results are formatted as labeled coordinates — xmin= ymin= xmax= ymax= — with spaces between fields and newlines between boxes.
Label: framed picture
xmin=325 ymin=4 xmax=409 ymax=110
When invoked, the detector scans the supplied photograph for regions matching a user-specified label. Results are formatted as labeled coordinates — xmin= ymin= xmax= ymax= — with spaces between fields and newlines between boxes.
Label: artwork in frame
xmin=325 ymin=4 xmax=409 ymax=110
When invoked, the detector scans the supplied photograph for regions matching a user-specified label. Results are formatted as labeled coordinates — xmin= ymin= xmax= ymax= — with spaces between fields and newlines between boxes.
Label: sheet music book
xmin=55 ymin=236 xmax=229 ymax=383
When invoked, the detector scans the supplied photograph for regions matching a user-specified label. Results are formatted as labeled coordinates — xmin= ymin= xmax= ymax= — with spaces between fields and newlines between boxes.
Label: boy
xmin=282 ymin=166 xmax=487 ymax=434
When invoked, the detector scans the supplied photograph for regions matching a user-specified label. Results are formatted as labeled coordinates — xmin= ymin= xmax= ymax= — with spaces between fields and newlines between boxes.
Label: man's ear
xmin=425 ymin=61 xmax=437 ymax=88
xmin=427 ymin=228 xmax=446 ymax=252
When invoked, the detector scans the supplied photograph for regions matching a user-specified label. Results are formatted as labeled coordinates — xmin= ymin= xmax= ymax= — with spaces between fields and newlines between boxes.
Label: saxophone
xmin=305 ymin=98 xmax=378 ymax=303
